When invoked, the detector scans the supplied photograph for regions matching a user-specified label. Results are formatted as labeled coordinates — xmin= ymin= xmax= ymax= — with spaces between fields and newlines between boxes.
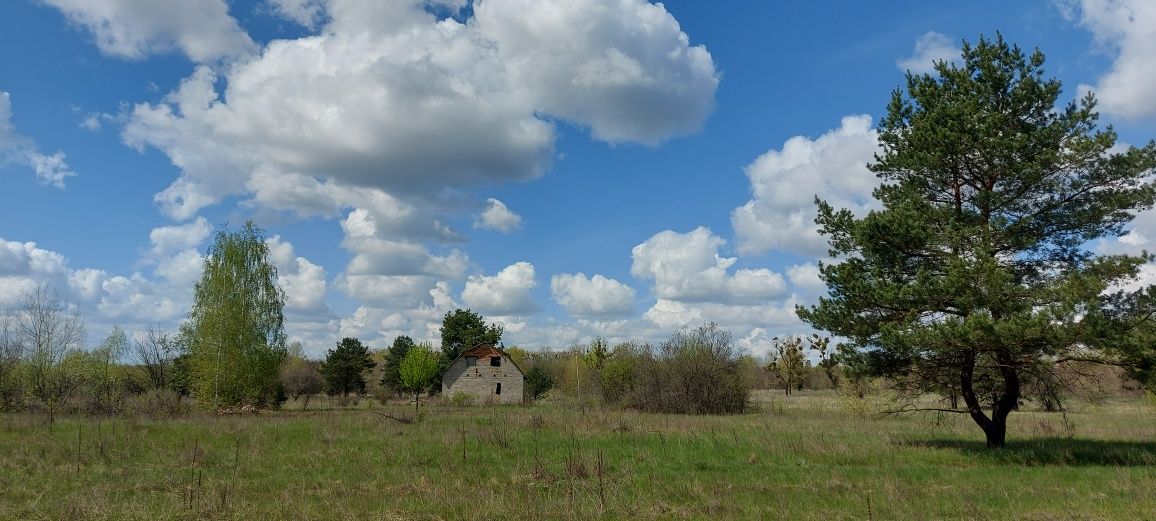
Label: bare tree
xmin=132 ymin=325 xmax=178 ymax=390
xmin=0 ymin=312 xmax=25 ymax=409
xmin=280 ymin=357 xmax=323 ymax=410
xmin=15 ymin=284 xmax=87 ymax=424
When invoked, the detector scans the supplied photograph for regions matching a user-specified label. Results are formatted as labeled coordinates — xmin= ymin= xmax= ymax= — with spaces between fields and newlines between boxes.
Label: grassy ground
xmin=1 ymin=391 xmax=1153 ymax=520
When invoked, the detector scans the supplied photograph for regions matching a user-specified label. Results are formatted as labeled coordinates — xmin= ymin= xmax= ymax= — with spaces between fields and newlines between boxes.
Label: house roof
xmin=460 ymin=344 xmax=505 ymax=359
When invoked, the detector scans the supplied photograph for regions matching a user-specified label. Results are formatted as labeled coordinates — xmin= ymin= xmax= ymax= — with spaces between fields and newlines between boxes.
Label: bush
xmin=524 ymin=365 xmax=555 ymax=401
xmin=124 ymin=388 xmax=190 ymax=419
xmin=627 ymin=323 xmax=751 ymax=414
xmin=448 ymin=391 xmax=477 ymax=407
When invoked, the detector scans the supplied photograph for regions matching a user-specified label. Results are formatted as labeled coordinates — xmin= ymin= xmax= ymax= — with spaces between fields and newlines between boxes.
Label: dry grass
xmin=0 ymin=391 xmax=1153 ymax=520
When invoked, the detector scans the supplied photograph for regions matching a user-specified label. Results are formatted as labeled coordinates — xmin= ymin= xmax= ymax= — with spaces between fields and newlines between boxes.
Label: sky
xmin=2 ymin=0 xmax=1155 ymax=358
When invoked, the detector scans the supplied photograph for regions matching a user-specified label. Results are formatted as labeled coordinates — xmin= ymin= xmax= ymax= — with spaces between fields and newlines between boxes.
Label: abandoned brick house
xmin=441 ymin=344 xmax=525 ymax=404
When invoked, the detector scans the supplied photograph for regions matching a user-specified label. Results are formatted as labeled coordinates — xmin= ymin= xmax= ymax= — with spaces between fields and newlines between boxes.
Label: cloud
xmin=472 ymin=0 xmax=718 ymax=144
xmin=147 ymin=217 xmax=212 ymax=258
xmin=0 ymin=236 xmax=187 ymax=326
xmin=631 ymin=227 xmax=787 ymax=304
xmin=335 ymin=206 xmax=468 ymax=311
xmin=0 ymin=92 xmax=76 ymax=188
xmin=41 ymin=0 xmax=256 ymax=63
xmin=461 ymin=261 xmax=539 ymax=316
xmin=121 ymin=0 xmax=717 ymax=221
xmin=474 ymin=198 xmax=522 ymax=233
xmin=265 ymin=235 xmax=330 ymax=315
xmin=731 ymin=115 xmax=880 ymax=257
xmin=1062 ymin=0 xmax=1156 ymax=120
xmin=787 ymin=263 xmax=825 ymax=293
xmin=896 ymin=31 xmax=960 ymax=74
xmin=551 ymin=272 xmax=635 ymax=319
xmin=267 ymin=0 xmax=326 ymax=29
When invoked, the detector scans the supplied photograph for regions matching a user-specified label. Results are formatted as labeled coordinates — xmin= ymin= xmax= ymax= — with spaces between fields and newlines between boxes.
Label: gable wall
xmin=441 ymin=354 xmax=525 ymax=404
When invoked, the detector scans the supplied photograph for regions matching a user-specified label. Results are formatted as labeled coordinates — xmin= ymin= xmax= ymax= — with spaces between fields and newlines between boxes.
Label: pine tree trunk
xmin=960 ymin=349 xmax=1020 ymax=448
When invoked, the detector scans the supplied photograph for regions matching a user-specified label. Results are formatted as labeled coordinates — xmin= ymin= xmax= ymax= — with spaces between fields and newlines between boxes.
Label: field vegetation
xmin=1 ymin=391 xmax=1153 ymax=520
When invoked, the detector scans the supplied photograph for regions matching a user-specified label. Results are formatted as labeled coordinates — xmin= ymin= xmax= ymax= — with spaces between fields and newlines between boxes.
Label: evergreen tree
xmin=799 ymin=35 xmax=1156 ymax=447
xmin=186 ymin=221 xmax=287 ymax=408
xmin=439 ymin=309 xmax=503 ymax=362
xmin=320 ymin=337 xmax=375 ymax=396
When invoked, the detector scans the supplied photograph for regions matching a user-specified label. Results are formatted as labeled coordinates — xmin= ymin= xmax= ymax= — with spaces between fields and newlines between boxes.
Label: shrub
xmin=124 ymin=388 xmax=190 ymax=419
xmin=524 ymin=365 xmax=555 ymax=401
xmin=627 ymin=323 xmax=751 ymax=414
xmin=448 ymin=392 xmax=477 ymax=407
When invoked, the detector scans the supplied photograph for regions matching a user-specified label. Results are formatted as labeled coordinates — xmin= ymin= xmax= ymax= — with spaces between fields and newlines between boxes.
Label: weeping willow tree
xmin=185 ymin=221 xmax=287 ymax=408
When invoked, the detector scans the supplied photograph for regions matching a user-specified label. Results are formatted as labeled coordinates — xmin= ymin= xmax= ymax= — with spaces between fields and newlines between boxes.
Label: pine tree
xmin=799 ymin=35 xmax=1156 ymax=448
xmin=320 ymin=337 xmax=375 ymax=396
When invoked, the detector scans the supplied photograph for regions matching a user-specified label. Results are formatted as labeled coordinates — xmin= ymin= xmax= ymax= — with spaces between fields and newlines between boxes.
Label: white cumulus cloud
xmin=631 ymin=227 xmax=787 ymax=304
xmin=121 ymin=0 xmax=717 ymax=222
xmin=551 ymin=272 xmax=635 ymax=319
xmin=41 ymin=0 xmax=256 ymax=63
xmin=474 ymin=198 xmax=523 ymax=233
xmin=0 ymin=92 xmax=76 ymax=188
xmin=731 ymin=115 xmax=880 ymax=257
xmin=1062 ymin=0 xmax=1156 ymax=120
xmin=461 ymin=261 xmax=539 ymax=316
xmin=896 ymin=31 xmax=960 ymax=74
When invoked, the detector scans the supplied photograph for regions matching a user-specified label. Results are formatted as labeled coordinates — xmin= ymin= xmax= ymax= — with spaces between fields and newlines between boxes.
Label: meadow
xmin=1 ymin=391 xmax=1154 ymax=520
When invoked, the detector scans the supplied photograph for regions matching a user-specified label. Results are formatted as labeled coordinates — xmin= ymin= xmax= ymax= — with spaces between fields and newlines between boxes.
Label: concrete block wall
xmin=442 ymin=354 xmax=524 ymax=404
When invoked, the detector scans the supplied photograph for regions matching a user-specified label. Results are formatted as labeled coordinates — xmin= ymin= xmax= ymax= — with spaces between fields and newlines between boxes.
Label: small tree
xmin=15 ymin=285 xmax=87 ymax=424
xmin=400 ymin=345 xmax=440 ymax=418
xmin=132 ymin=325 xmax=178 ymax=390
xmin=319 ymin=337 xmax=375 ymax=396
xmin=767 ymin=336 xmax=807 ymax=396
xmin=89 ymin=326 xmax=128 ymax=415
xmin=524 ymin=365 xmax=555 ymax=401
xmin=380 ymin=335 xmax=415 ymax=397
xmin=280 ymin=357 xmax=323 ymax=410
xmin=0 ymin=312 xmax=23 ymax=410
xmin=439 ymin=309 xmax=502 ymax=362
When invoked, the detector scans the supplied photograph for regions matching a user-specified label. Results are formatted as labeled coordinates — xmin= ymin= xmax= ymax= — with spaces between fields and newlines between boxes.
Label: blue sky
xmin=2 ymin=0 xmax=1155 ymax=357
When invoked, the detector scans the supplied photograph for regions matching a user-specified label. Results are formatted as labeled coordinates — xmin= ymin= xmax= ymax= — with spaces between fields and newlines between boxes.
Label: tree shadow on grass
xmin=902 ymin=438 xmax=1156 ymax=466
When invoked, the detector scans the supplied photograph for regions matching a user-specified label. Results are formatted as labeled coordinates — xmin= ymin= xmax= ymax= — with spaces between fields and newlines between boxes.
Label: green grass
xmin=1 ymin=391 xmax=1154 ymax=520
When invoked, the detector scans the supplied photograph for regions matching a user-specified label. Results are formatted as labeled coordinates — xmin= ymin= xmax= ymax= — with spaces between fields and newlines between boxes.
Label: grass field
xmin=1 ymin=391 xmax=1154 ymax=520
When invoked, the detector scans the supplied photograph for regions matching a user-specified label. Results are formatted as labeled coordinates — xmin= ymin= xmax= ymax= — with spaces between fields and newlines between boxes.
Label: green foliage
xmin=524 ymin=365 xmax=555 ymax=401
xmin=380 ymin=335 xmax=415 ymax=396
xmin=439 ymin=309 xmax=502 ymax=362
xmin=585 ymin=337 xmax=609 ymax=370
xmin=400 ymin=344 xmax=441 ymax=417
xmin=319 ymin=337 xmax=375 ymax=396
xmin=798 ymin=34 xmax=1156 ymax=447
xmin=447 ymin=391 xmax=477 ymax=407
xmin=598 ymin=342 xmax=644 ymax=404
xmin=87 ymin=326 xmax=129 ymax=415
xmin=185 ymin=221 xmax=288 ymax=408
xmin=400 ymin=345 xmax=440 ymax=394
